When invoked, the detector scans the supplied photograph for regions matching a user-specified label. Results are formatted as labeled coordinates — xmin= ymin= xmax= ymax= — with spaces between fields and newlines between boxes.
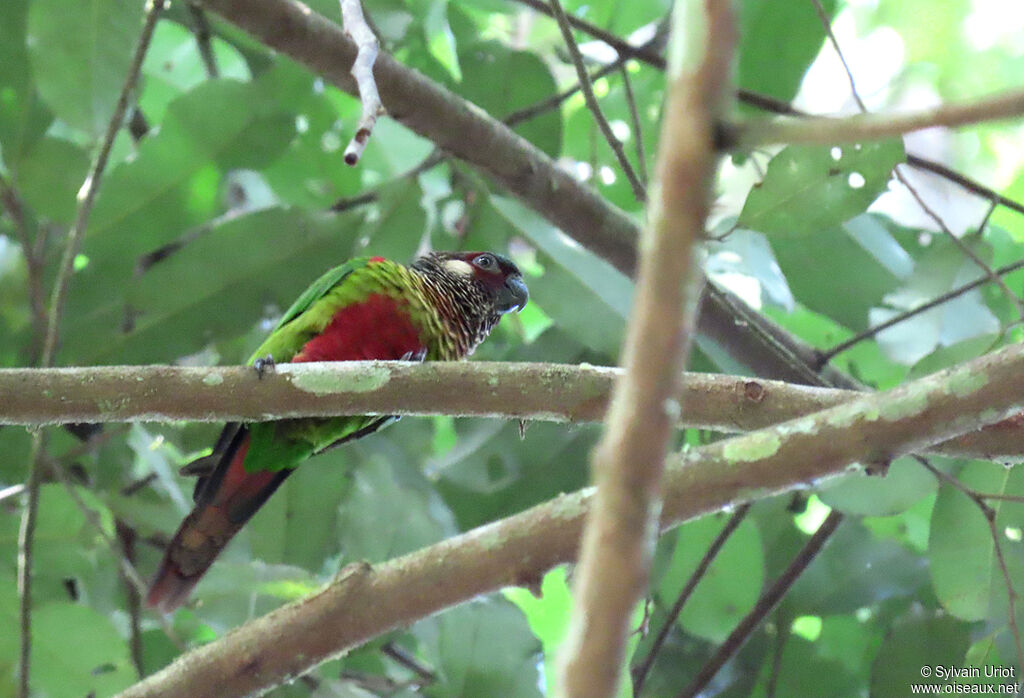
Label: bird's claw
xmin=253 ymin=355 xmax=276 ymax=379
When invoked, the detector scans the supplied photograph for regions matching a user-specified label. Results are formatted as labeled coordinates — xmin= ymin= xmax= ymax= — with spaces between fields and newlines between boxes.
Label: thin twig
xmin=511 ymin=0 xmax=668 ymax=68
xmin=677 ymin=511 xmax=844 ymax=698
xmin=16 ymin=4 xmax=164 ymax=694
xmin=817 ymin=256 xmax=1024 ymax=365
xmin=631 ymin=504 xmax=751 ymax=693
xmin=906 ymin=155 xmax=1024 ymax=217
xmin=381 ymin=642 xmax=437 ymax=686
xmin=330 ymin=150 xmax=446 ymax=212
xmin=41 ymin=2 xmax=162 ymax=365
xmin=895 ymin=167 xmax=1024 ymax=317
xmin=505 ymin=55 xmax=628 ymax=127
xmin=547 ymin=0 xmax=646 ymax=202
xmin=810 ymin=0 xmax=865 ymax=111
xmin=17 ymin=432 xmax=45 ymax=698
xmin=340 ymin=0 xmax=383 ymax=166
xmin=0 ymin=484 xmax=27 ymax=505
xmin=619 ymin=64 xmax=648 ymax=186
xmin=186 ymin=3 xmax=220 ymax=78
xmin=0 ymin=176 xmax=46 ymax=356
xmin=729 ymin=87 xmax=1024 ymax=218
xmin=116 ymin=520 xmax=145 ymax=677
xmin=736 ymin=89 xmax=1024 ymax=148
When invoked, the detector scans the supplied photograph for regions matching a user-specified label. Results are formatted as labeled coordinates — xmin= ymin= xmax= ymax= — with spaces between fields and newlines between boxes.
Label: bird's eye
xmin=474 ymin=254 xmax=495 ymax=270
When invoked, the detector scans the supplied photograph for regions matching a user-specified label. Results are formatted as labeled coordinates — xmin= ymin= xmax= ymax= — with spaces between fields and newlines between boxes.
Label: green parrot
xmin=146 ymin=251 xmax=528 ymax=612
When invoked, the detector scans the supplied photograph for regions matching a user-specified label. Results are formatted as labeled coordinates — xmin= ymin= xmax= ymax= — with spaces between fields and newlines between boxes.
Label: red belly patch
xmin=291 ymin=293 xmax=426 ymax=362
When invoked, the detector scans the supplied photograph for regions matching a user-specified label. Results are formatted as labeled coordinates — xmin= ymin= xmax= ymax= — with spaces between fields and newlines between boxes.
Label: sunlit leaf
xmin=738 ymin=141 xmax=905 ymax=238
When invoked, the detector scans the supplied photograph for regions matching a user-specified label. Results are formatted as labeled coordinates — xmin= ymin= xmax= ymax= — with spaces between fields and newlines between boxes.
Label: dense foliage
xmin=2 ymin=0 xmax=1024 ymax=695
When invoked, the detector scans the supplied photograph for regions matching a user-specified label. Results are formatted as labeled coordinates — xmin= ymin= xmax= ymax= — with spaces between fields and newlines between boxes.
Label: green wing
xmin=247 ymin=257 xmax=373 ymax=364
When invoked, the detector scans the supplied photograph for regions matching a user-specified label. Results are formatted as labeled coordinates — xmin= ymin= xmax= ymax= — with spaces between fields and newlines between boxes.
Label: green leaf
xmin=769 ymin=215 xmax=908 ymax=330
xmin=417 ymin=599 xmax=542 ymax=698
xmin=985 ymin=466 xmax=1024 ymax=667
xmin=61 ymin=76 xmax=297 ymax=363
xmin=248 ymin=448 xmax=352 ymax=571
xmin=870 ymin=613 xmax=969 ymax=698
xmin=358 ymin=117 xmax=436 ymax=177
xmin=871 ymin=238 xmax=999 ymax=365
xmin=434 ymin=420 xmax=598 ymax=531
xmin=75 ymin=208 xmax=360 ymax=364
xmin=422 ymin=0 xmax=462 ymax=82
xmin=658 ymin=514 xmax=764 ymax=644
xmin=505 ymin=566 xmax=573 ymax=697
xmin=765 ymin=633 xmax=860 ymax=697
xmin=359 ymin=179 xmax=428 ymax=261
xmin=738 ymin=141 xmax=905 ymax=238
xmin=30 ymin=602 xmax=135 ymax=697
xmin=27 ymin=0 xmax=145 ymax=136
xmin=140 ymin=20 xmax=251 ymax=123
xmin=262 ymin=79 xmax=362 ymax=209
xmin=505 ymin=565 xmax=641 ymax=698
xmin=929 ymin=461 xmax=1013 ymax=621
xmin=819 ymin=457 xmax=937 ymax=516
xmin=458 ymin=40 xmax=562 ymax=157
xmin=787 ymin=522 xmax=926 ymax=614
xmin=737 ymin=0 xmax=836 ymax=104
xmin=0 ymin=0 xmax=52 ymax=165
xmin=336 ymin=450 xmax=457 ymax=562
xmin=13 ymin=137 xmax=90 ymax=224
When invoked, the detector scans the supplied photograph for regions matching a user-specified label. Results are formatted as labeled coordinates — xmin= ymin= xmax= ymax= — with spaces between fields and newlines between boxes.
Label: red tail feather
xmin=146 ymin=434 xmax=291 ymax=612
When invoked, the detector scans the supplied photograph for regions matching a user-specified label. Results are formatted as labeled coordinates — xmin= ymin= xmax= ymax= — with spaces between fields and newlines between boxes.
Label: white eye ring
xmin=474 ymin=254 xmax=495 ymax=269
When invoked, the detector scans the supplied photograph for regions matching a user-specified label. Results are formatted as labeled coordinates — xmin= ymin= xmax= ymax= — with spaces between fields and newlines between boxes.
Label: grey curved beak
xmin=496 ymin=275 xmax=529 ymax=313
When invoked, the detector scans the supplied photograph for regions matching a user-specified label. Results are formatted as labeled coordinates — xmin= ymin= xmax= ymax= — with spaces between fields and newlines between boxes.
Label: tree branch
xmin=548 ymin=0 xmax=646 ymax=201
xmin=117 ymin=339 xmax=1024 ymax=698
xmin=559 ymin=0 xmax=731 ymax=692
xmin=4 ymin=362 xmax=1024 ymax=461
xmin=734 ymin=88 xmax=1024 ymax=148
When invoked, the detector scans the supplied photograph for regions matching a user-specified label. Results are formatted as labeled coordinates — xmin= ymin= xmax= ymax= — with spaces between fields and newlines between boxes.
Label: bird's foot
xmin=253 ymin=355 xmax=276 ymax=379
xmin=400 ymin=348 xmax=427 ymax=362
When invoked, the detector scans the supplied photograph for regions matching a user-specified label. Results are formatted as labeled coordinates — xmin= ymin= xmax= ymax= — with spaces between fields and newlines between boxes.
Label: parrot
xmin=146 ymin=251 xmax=528 ymax=612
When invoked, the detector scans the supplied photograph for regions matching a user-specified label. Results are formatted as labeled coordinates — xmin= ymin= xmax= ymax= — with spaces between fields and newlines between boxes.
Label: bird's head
xmin=414 ymin=250 xmax=529 ymax=315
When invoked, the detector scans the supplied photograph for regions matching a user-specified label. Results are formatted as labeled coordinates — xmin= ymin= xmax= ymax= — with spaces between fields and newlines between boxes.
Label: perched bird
xmin=147 ymin=251 xmax=528 ymax=612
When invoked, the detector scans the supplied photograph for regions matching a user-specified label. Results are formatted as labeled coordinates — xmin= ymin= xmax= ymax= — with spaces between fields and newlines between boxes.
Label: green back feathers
xmin=248 ymin=257 xmax=371 ymax=364
xmin=247 ymin=257 xmax=461 ymax=365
